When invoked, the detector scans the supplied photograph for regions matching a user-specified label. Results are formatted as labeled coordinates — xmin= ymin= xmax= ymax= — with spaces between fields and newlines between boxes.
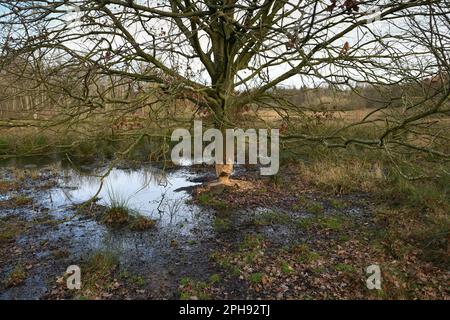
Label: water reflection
xmin=48 ymin=166 xmax=202 ymax=228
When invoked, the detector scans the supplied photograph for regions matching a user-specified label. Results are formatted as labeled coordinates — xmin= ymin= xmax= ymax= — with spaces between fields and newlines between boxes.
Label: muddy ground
xmin=0 ymin=162 xmax=448 ymax=300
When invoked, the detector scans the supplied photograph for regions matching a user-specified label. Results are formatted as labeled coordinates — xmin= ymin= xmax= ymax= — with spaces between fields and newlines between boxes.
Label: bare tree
xmin=0 ymin=0 xmax=449 ymax=182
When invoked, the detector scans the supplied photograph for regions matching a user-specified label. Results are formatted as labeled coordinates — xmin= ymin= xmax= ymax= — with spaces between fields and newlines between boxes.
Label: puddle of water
xmin=44 ymin=166 xmax=203 ymax=229
xmin=0 ymin=160 xmax=217 ymax=299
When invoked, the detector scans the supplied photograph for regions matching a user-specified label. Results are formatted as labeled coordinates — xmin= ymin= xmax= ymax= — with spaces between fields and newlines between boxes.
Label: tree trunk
xmin=215 ymin=163 xmax=233 ymax=184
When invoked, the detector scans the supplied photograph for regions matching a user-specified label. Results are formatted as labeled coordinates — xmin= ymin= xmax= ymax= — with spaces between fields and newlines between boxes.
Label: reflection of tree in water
xmin=62 ymin=166 xmax=168 ymax=191
xmin=53 ymin=165 xmax=170 ymax=207
xmin=152 ymin=192 xmax=187 ymax=225
xmin=137 ymin=166 xmax=169 ymax=189
xmin=49 ymin=164 xmax=201 ymax=227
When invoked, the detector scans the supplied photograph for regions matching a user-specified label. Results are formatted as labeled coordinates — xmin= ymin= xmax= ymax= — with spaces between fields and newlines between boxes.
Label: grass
xmin=213 ymin=217 xmax=232 ymax=232
xmin=0 ymin=138 xmax=8 ymax=152
xmin=0 ymin=180 xmax=19 ymax=193
xmin=129 ymin=215 xmax=156 ymax=231
xmin=197 ymin=192 xmax=228 ymax=210
xmin=374 ymin=206 xmax=449 ymax=267
xmin=102 ymin=188 xmax=131 ymax=226
xmin=101 ymin=188 xmax=156 ymax=230
xmin=0 ymin=217 xmax=26 ymax=243
xmin=249 ymin=272 xmax=263 ymax=284
xmin=296 ymin=214 xmax=347 ymax=231
xmin=132 ymin=275 xmax=146 ymax=288
xmin=330 ymin=199 xmax=346 ymax=210
xmin=292 ymin=197 xmax=325 ymax=214
xmin=209 ymin=250 xmax=242 ymax=278
xmin=198 ymin=192 xmax=213 ymax=205
xmin=291 ymin=244 xmax=321 ymax=264
xmin=52 ymin=249 xmax=70 ymax=259
xmin=11 ymin=195 xmax=33 ymax=206
xmin=280 ymin=260 xmax=293 ymax=274
xmin=209 ymin=234 xmax=268 ymax=287
xmin=287 ymin=130 xmax=449 ymax=298
xmin=239 ymin=234 xmax=264 ymax=251
xmin=318 ymin=216 xmax=346 ymax=231
xmin=103 ymin=207 xmax=156 ymax=231
xmin=178 ymin=277 xmax=211 ymax=300
xmin=298 ymin=251 xmax=321 ymax=264
xmin=0 ymin=113 xmax=448 ymax=299
xmin=0 ymin=227 xmax=21 ymax=243
xmin=209 ymin=274 xmax=221 ymax=284
xmin=209 ymin=252 xmax=230 ymax=268
xmin=5 ymin=265 xmax=26 ymax=287
xmin=334 ymin=263 xmax=358 ymax=273
xmin=68 ymin=251 xmax=118 ymax=299
xmin=11 ymin=168 xmax=27 ymax=182
xmin=297 ymin=151 xmax=384 ymax=195
xmin=252 ymin=210 xmax=291 ymax=226
xmin=245 ymin=251 xmax=257 ymax=264
xmin=305 ymin=201 xmax=325 ymax=214
xmin=102 ymin=207 xmax=130 ymax=226
xmin=84 ymin=251 xmax=118 ymax=278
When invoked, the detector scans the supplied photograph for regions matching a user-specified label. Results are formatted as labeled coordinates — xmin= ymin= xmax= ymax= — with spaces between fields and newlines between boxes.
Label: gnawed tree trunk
xmin=215 ymin=163 xmax=233 ymax=184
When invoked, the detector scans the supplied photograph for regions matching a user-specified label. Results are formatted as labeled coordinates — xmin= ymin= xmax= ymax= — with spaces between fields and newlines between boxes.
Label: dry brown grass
xmin=0 ymin=180 xmax=19 ymax=193
xmin=129 ymin=216 xmax=156 ymax=231
xmin=5 ymin=265 xmax=27 ymax=288
xmin=298 ymin=158 xmax=385 ymax=194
